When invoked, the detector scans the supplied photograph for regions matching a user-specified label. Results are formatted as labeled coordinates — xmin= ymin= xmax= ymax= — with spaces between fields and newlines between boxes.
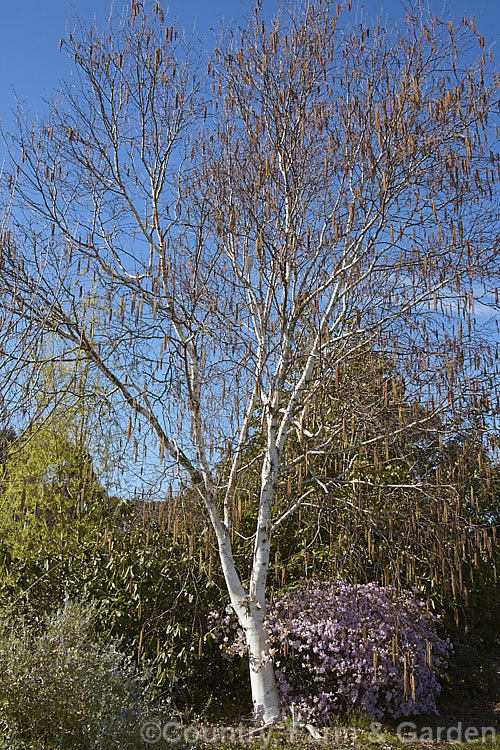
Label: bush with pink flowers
xmin=210 ymin=579 xmax=452 ymax=723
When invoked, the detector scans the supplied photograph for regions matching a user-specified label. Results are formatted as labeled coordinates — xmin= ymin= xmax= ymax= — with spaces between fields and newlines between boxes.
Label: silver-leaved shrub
xmin=211 ymin=579 xmax=452 ymax=723
xmin=0 ymin=599 xmax=168 ymax=749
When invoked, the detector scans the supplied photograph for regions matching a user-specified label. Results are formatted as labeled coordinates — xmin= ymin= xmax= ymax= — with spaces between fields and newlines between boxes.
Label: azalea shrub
xmin=211 ymin=579 xmax=452 ymax=723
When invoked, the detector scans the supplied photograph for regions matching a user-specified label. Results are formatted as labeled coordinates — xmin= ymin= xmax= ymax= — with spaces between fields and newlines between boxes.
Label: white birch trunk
xmin=210 ymin=436 xmax=282 ymax=725
xmin=215 ymin=522 xmax=281 ymax=724
xmin=244 ymin=609 xmax=281 ymax=725
xmin=242 ymin=429 xmax=281 ymax=724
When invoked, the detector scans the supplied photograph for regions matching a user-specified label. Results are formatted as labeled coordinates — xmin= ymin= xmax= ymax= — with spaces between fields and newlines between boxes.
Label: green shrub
xmin=0 ymin=599 xmax=168 ymax=749
xmin=0 ymin=524 xmax=227 ymax=707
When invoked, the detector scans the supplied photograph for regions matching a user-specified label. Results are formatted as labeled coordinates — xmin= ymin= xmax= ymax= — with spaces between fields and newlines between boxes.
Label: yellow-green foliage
xmin=0 ymin=419 xmax=113 ymax=556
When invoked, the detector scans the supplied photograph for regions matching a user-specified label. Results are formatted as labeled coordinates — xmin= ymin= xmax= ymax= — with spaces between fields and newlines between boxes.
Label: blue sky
xmin=0 ymin=0 xmax=499 ymax=155
xmin=0 ymin=0 xmax=497 ymax=495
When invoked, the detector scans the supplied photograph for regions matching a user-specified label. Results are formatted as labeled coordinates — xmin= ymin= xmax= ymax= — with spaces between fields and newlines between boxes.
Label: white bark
xmin=225 ymin=591 xmax=281 ymax=724
xmin=245 ymin=614 xmax=281 ymax=725
xmin=211 ymin=478 xmax=281 ymax=724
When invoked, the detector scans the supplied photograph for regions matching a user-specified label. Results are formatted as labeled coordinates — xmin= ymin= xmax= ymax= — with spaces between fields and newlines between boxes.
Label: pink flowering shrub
xmin=210 ymin=580 xmax=452 ymax=723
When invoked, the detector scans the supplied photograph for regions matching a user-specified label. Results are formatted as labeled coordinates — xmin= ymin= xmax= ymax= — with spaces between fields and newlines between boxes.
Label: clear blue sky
xmin=0 ymin=0 xmax=498 ymax=155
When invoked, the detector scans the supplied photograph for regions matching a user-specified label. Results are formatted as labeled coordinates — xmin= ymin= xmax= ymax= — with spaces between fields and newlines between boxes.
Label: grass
xmin=1 ymin=707 xmax=498 ymax=749
xmin=130 ymin=723 xmax=500 ymax=749
xmin=123 ymin=709 xmax=499 ymax=750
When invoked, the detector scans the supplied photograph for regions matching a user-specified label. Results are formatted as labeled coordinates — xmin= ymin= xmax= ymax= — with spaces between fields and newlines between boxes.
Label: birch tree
xmin=1 ymin=0 xmax=499 ymax=723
